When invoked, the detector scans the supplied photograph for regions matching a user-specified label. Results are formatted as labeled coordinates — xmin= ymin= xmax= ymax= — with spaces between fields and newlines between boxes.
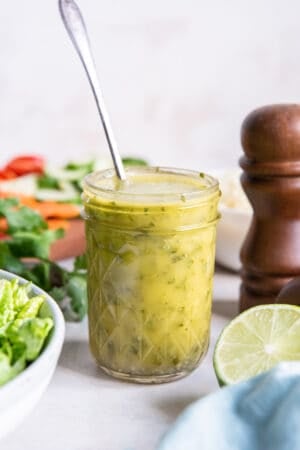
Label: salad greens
xmin=0 ymin=157 xmax=147 ymax=322
xmin=0 ymin=156 xmax=149 ymax=203
xmin=0 ymin=198 xmax=87 ymax=321
xmin=37 ymin=157 xmax=148 ymax=204
xmin=0 ymin=278 xmax=53 ymax=386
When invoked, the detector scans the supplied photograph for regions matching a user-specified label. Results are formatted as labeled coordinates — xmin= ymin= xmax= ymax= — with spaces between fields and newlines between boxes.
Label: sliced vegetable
xmin=0 ymin=174 xmax=38 ymax=197
xmin=46 ymin=219 xmax=70 ymax=230
xmin=45 ymin=166 xmax=89 ymax=182
xmin=0 ymin=218 xmax=8 ymax=232
xmin=92 ymin=157 xmax=113 ymax=172
xmin=0 ymin=168 xmax=17 ymax=180
xmin=0 ymin=192 xmax=80 ymax=220
xmin=6 ymin=155 xmax=44 ymax=176
xmin=64 ymin=161 xmax=94 ymax=172
xmin=37 ymin=174 xmax=60 ymax=190
xmin=35 ymin=181 xmax=80 ymax=202
xmin=32 ymin=201 xmax=80 ymax=219
xmin=122 ymin=157 xmax=148 ymax=166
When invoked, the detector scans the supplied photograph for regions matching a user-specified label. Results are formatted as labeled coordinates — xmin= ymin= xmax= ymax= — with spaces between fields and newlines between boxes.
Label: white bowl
xmin=0 ymin=269 xmax=65 ymax=441
xmin=216 ymin=206 xmax=251 ymax=271
xmin=211 ymin=168 xmax=252 ymax=272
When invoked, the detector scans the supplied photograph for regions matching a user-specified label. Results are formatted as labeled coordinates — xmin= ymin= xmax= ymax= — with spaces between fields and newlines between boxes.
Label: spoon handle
xmin=59 ymin=0 xmax=126 ymax=180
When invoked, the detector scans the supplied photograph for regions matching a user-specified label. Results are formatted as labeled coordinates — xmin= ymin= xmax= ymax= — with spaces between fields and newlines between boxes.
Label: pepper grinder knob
xmin=240 ymin=104 xmax=300 ymax=311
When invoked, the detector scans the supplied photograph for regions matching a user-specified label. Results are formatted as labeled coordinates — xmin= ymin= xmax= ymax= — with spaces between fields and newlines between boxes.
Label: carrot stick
xmin=47 ymin=219 xmax=70 ymax=230
xmin=0 ymin=217 xmax=8 ymax=232
xmin=34 ymin=202 xmax=80 ymax=219
xmin=0 ymin=191 xmax=80 ymax=219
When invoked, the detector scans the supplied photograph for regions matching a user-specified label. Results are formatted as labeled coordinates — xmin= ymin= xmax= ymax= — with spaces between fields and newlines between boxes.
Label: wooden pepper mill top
xmin=240 ymin=104 xmax=300 ymax=311
xmin=241 ymin=104 xmax=300 ymax=173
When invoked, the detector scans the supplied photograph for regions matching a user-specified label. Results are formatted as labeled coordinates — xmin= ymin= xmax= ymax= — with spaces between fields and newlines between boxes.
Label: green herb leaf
xmin=74 ymin=253 xmax=87 ymax=271
xmin=48 ymin=286 xmax=66 ymax=303
xmin=48 ymin=275 xmax=87 ymax=322
xmin=23 ymin=262 xmax=51 ymax=291
xmin=37 ymin=174 xmax=60 ymax=190
xmin=122 ymin=157 xmax=148 ymax=166
xmin=0 ymin=198 xmax=19 ymax=213
xmin=0 ymin=242 xmax=25 ymax=275
xmin=64 ymin=161 xmax=94 ymax=172
xmin=8 ymin=229 xmax=64 ymax=259
xmin=66 ymin=275 xmax=87 ymax=321
xmin=6 ymin=206 xmax=47 ymax=234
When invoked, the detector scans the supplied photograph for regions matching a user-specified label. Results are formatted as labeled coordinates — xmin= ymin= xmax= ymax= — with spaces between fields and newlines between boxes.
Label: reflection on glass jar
xmin=82 ymin=167 xmax=220 ymax=383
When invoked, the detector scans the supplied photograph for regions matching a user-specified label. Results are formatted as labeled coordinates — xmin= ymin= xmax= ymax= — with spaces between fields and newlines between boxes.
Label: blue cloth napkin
xmin=157 ymin=363 xmax=300 ymax=450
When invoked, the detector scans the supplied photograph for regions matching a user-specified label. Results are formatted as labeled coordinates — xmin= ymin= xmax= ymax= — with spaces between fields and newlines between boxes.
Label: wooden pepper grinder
xmin=240 ymin=104 xmax=300 ymax=311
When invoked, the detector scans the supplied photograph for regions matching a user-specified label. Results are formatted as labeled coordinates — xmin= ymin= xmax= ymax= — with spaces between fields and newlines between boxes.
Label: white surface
xmin=0 ymin=270 xmax=65 ymax=442
xmin=2 ymin=268 xmax=240 ymax=450
xmin=0 ymin=1 xmax=300 ymax=169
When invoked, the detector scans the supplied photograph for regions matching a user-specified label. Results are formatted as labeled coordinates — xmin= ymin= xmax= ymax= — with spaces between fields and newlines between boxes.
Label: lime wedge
xmin=213 ymin=304 xmax=300 ymax=385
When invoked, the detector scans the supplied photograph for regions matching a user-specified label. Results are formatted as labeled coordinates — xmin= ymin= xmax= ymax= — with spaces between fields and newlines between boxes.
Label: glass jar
xmin=82 ymin=167 xmax=220 ymax=383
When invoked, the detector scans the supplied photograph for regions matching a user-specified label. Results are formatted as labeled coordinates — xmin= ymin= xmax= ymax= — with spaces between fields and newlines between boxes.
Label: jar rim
xmin=83 ymin=166 xmax=219 ymax=205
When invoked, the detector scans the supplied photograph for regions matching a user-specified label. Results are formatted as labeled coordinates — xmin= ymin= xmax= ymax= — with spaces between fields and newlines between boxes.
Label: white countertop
xmin=3 ymin=268 xmax=240 ymax=450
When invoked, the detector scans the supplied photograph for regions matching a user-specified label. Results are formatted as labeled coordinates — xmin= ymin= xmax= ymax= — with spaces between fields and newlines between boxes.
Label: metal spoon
xmin=59 ymin=0 xmax=126 ymax=181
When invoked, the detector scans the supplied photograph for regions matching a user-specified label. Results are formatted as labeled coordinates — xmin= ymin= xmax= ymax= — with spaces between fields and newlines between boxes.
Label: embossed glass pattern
xmin=83 ymin=167 xmax=220 ymax=383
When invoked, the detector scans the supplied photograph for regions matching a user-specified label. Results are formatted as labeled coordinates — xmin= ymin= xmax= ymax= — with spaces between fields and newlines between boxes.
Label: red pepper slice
xmin=0 ymin=168 xmax=17 ymax=180
xmin=5 ymin=155 xmax=45 ymax=176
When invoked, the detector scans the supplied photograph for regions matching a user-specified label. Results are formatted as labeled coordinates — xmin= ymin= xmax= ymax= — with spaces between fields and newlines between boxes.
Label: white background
xmin=0 ymin=0 xmax=300 ymax=169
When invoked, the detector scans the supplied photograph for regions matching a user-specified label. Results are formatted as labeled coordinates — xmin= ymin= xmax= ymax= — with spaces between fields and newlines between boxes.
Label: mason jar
xmin=82 ymin=167 xmax=220 ymax=383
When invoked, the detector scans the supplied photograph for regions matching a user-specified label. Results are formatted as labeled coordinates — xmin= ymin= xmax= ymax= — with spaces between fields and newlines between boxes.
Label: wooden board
xmin=50 ymin=219 xmax=86 ymax=261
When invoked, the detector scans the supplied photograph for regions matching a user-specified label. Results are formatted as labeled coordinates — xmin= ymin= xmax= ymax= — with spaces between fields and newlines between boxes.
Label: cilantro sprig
xmin=0 ymin=198 xmax=87 ymax=321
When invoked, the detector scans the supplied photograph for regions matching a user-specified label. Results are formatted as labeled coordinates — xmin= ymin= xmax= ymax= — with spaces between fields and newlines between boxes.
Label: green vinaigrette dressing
xmin=83 ymin=167 xmax=220 ymax=383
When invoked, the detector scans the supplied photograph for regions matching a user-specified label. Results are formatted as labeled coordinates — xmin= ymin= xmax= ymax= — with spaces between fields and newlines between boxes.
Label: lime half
xmin=213 ymin=304 xmax=300 ymax=385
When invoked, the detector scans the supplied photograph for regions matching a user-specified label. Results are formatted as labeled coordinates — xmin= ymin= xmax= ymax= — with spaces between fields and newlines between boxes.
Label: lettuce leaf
xmin=8 ymin=317 xmax=53 ymax=361
xmin=0 ymin=339 xmax=26 ymax=386
xmin=0 ymin=278 xmax=54 ymax=387
xmin=0 ymin=280 xmax=16 ymax=330
xmin=15 ymin=295 xmax=45 ymax=321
